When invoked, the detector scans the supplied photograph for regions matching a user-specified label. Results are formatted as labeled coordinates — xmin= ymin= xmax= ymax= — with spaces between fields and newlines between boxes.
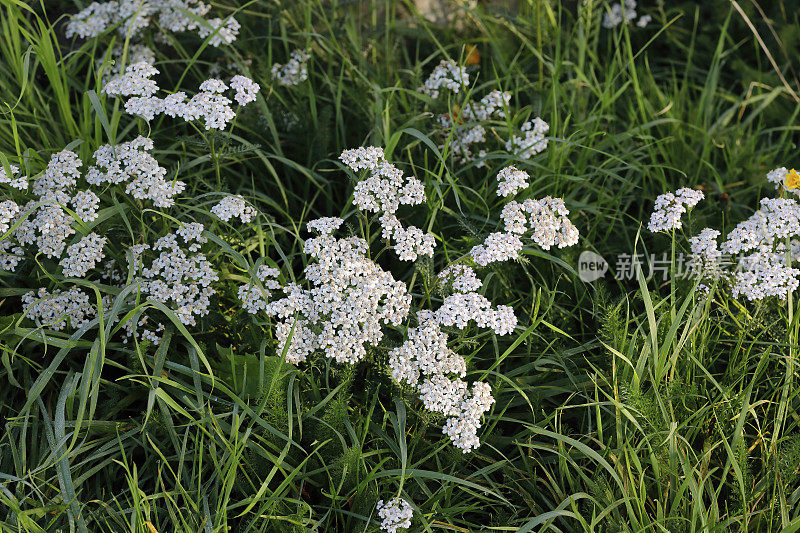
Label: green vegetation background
xmin=1 ymin=0 xmax=800 ymax=531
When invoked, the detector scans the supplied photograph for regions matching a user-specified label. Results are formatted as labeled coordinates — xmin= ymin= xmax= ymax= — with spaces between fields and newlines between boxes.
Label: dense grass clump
xmin=1 ymin=0 xmax=799 ymax=531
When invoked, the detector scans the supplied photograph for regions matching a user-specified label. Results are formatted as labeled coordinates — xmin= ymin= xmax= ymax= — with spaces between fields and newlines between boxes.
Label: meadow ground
xmin=1 ymin=0 xmax=800 ymax=531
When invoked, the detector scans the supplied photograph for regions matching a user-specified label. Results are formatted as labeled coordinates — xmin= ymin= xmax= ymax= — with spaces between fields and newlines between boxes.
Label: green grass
xmin=1 ymin=0 xmax=800 ymax=531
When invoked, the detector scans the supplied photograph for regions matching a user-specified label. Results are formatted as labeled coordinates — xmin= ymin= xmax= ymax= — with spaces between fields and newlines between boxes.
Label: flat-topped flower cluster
xmin=602 ymin=0 xmax=651 ymax=29
xmin=271 ymin=49 xmax=311 ymax=87
xmin=234 ymin=146 xmax=579 ymax=453
xmin=66 ymin=0 xmax=240 ymax=47
xmin=376 ymin=498 xmax=413 ymax=533
xmin=419 ymin=60 xmax=550 ymax=166
xmin=104 ymin=62 xmax=259 ymax=128
xmin=340 ymin=146 xmax=434 ymax=261
xmin=647 ymin=187 xmax=704 ymax=233
xmin=471 ymin=166 xmax=579 ymax=267
xmin=0 ymin=132 xmax=234 ymax=344
xmin=650 ymin=170 xmax=800 ymax=301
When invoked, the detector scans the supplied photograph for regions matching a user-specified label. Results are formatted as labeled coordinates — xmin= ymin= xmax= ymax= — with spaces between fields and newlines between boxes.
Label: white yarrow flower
xmin=60 ymin=233 xmax=107 ymax=278
xmin=376 ymin=498 xmax=413 ymax=533
xmin=211 ymin=195 xmax=257 ymax=223
xmin=647 ymin=188 xmax=704 ymax=233
xmin=496 ymin=165 xmax=530 ymax=197
xmin=271 ymin=49 xmax=310 ymax=86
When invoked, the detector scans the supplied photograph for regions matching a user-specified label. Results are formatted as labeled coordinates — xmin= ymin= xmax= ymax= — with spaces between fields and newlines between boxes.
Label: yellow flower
xmin=785 ymin=169 xmax=800 ymax=190
xmin=465 ymin=44 xmax=480 ymax=65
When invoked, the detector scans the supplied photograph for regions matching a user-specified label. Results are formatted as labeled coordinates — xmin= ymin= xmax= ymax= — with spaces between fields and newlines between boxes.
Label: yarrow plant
xmin=339 ymin=146 xmax=433 ymax=261
xmin=602 ymin=0 xmax=651 ymax=29
xmin=418 ymin=59 xmax=469 ymax=99
xmin=470 ymin=166 xmax=579 ymax=266
xmin=647 ymin=187 xmax=704 ymax=233
xmin=419 ymin=61 xmax=550 ymax=166
xmin=651 ymin=173 xmax=800 ymax=301
xmin=66 ymin=0 xmax=242 ymax=98
xmin=232 ymin=146 xmax=579 ymax=454
xmin=0 ymin=55 xmax=265 ymax=345
xmin=376 ymin=498 xmax=413 ymax=533
xmin=66 ymin=0 xmax=240 ymax=46
xmin=103 ymin=62 xmax=260 ymax=129
xmin=211 ymin=194 xmax=258 ymax=223
xmin=271 ymin=49 xmax=311 ymax=86
xmin=0 ymin=132 xmax=234 ymax=344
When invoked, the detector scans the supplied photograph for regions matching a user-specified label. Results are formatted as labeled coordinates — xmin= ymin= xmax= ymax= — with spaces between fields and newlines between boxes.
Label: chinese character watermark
xmin=578 ymin=251 xmax=750 ymax=283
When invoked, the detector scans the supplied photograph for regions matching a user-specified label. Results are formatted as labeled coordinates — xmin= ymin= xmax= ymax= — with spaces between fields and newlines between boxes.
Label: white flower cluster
xmin=0 ymin=200 xmax=20 ymax=235
xmin=602 ymin=0 xmax=651 ymax=29
xmin=124 ymin=315 xmax=166 ymax=345
xmin=388 ymin=316 xmax=503 ymax=449
xmin=60 ymin=233 xmax=108 ymax=278
xmin=418 ymin=59 xmax=469 ymax=99
xmin=431 ymin=292 xmax=517 ymax=335
xmin=435 ymin=90 xmax=512 ymax=165
xmin=389 ymin=321 xmax=466 ymax=385
xmin=647 ymin=187 xmax=704 ymax=232
xmin=441 ymin=380 xmax=495 ymax=452
xmin=232 ymin=150 xmax=521 ymax=454
xmin=766 ymin=167 xmax=800 ymax=197
xmin=307 ymin=216 xmax=343 ymax=234
xmin=72 ymin=190 xmax=101 ymax=221
xmin=238 ymin=265 xmax=281 ymax=315
xmin=196 ymin=17 xmax=241 ymax=47
xmin=211 ymin=195 xmax=257 ymax=223
xmin=505 ymin=118 xmax=550 ymax=160
xmin=65 ymin=0 xmax=149 ymax=39
xmin=677 ymin=170 xmax=800 ymax=301
xmin=32 ymin=149 xmax=82 ymax=202
xmin=100 ymin=43 xmax=156 ymax=85
xmin=688 ymin=228 xmax=722 ymax=278
xmin=3 ymin=138 xmax=228 ymax=344
xmin=104 ymin=63 xmax=259 ymax=129
xmin=103 ymin=61 xmax=159 ymax=97
xmin=438 ymin=264 xmax=482 ymax=293
xmin=7 ymin=149 xmax=92 ymax=263
xmin=0 ymin=163 xmax=28 ymax=190
xmin=339 ymin=146 xmax=434 ymax=262
xmin=421 ymin=61 xmax=549 ymax=165
xmin=271 ymin=49 xmax=310 ymax=86
xmin=0 ymin=240 xmax=24 ymax=271
xmin=439 ymin=122 xmax=488 ymax=165
xmin=22 ymin=287 xmax=97 ymax=331
xmin=230 ymin=75 xmax=260 ymax=105
xmin=719 ymin=198 xmax=800 ymax=300
xmin=88 ymin=136 xmax=185 ymax=208
xmin=66 ymin=0 xmax=239 ymax=47
xmin=472 ymin=165 xmax=578 ymax=266
xmin=463 ymin=90 xmax=512 ymax=122
xmin=136 ymin=227 xmax=219 ymax=329
xmin=730 ymin=249 xmax=800 ymax=301
xmin=500 ymin=197 xmax=580 ymax=249
xmin=470 ymin=231 xmax=524 ymax=266
xmin=723 ymin=198 xmax=800 ymax=254
xmin=339 ymin=146 xmax=386 ymax=172
xmin=376 ymin=498 xmax=413 ymax=533
xmin=496 ymin=165 xmax=530 ymax=197
xmin=388 ymin=266 xmax=513 ymax=450
xmin=240 ymin=224 xmax=411 ymax=365
xmin=393 ymin=225 xmax=436 ymax=261
xmin=0 ymin=175 xmax=23 ymax=271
